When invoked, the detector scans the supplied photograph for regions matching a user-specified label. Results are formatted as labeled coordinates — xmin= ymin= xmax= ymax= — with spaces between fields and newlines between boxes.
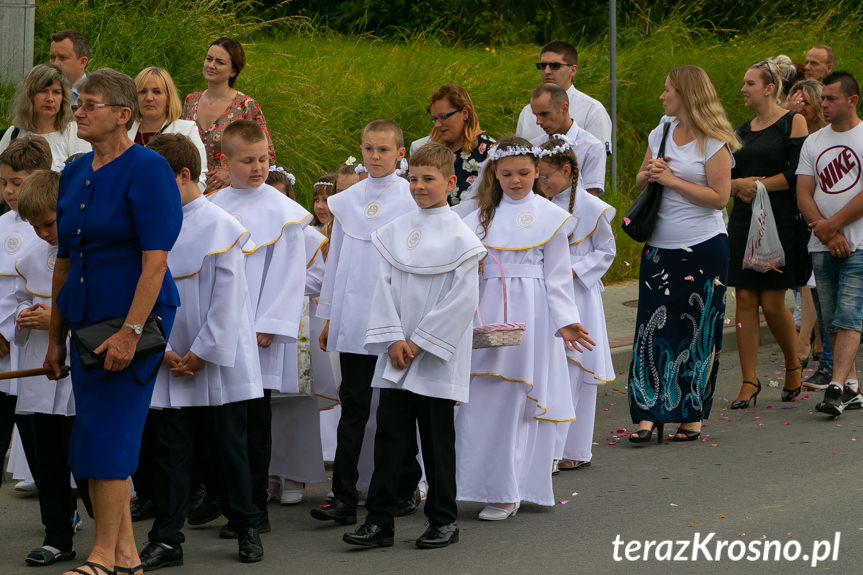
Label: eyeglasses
xmin=76 ymin=102 xmax=126 ymax=113
xmin=538 ymin=165 xmax=564 ymax=183
xmin=429 ymin=109 xmax=459 ymax=124
xmin=753 ymin=60 xmax=778 ymax=87
xmin=535 ymin=62 xmax=566 ymax=71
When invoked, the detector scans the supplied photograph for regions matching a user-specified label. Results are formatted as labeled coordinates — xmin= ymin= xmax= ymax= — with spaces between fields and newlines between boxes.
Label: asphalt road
xmin=2 ymin=342 xmax=862 ymax=575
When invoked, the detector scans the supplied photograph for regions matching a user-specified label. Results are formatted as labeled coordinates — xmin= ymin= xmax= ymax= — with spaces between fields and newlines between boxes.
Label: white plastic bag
xmin=742 ymin=180 xmax=785 ymax=272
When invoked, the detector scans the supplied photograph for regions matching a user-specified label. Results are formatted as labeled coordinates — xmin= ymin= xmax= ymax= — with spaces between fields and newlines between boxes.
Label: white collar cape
xmin=14 ymin=241 xmax=56 ymax=298
xmin=463 ymin=192 xmax=575 ymax=250
xmin=327 ymin=173 xmax=415 ymax=241
xmin=550 ymin=186 xmax=616 ymax=245
xmin=206 ymin=183 xmax=311 ymax=253
xmin=0 ymin=211 xmax=35 ymax=276
xmin=371 ymin=206 xmax=486 ymax=275
xmin=169 ymin=196 xmax=252 ymax=279
xmin=303 ymin=225 xmax=327 ymax=268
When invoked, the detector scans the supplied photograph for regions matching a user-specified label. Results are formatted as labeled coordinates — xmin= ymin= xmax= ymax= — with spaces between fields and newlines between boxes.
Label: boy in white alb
xmin=134 ymin=134 xmax=265 ymax=569
xmin=342 ymin=143 xmax=485 ymax=550
xmin=0 ymin=137 xmax=51 ymax=488
xmin=206 ymin=121 xmax=311 ymax=534
xmin=11 ymin=169 xmax=78 ymax=566
xmin=312 ymin=120 xmax=422 ymax=525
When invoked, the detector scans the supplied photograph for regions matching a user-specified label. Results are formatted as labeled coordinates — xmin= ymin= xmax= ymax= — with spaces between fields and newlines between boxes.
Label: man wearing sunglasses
xmin=516 ymin=41 xmax=612 ymax=159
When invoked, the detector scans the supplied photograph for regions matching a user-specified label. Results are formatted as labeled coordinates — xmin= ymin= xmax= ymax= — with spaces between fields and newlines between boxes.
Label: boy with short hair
xmin=206 ymin=120 xmax=311 ymax=533
xmin=343 ymin=142 xmax=485 ymax=549
xmin=0 ymin=136 xmax=52 ymax=486
xmin=312 ymin=119 xmax=422 ymax=525
xmin=12 ymin=169 xmax=79 ymax=566
xmin=136 ymin=133 xmax=265 ymax=569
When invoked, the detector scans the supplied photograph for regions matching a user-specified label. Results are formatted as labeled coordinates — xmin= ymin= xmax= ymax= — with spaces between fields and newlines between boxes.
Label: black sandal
xmin=781 ymin=365 xmax=803 ymax=402
xmin=673 ymin=425 xmax=701 ymax=442
xmin=115 ymin=565 xmax=144 ymax=575
xmin=70 ymin=560 xmax=114 ymax=575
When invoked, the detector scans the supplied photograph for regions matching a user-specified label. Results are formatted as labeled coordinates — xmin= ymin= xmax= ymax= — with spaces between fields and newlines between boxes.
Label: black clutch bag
xmin=621 ymin=122 xmax=672 ymax=242
xmin=70 ymin=314 xmax=166 ymax=385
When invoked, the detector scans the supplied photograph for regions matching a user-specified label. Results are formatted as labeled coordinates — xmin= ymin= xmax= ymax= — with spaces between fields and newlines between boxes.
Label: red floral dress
xmin=182 ymin=91 xmax=276 ymax=172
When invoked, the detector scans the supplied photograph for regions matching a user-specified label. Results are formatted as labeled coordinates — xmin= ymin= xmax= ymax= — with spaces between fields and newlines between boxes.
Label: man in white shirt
xmin=797 ymin=71 xmax=863 ymax=417
xmin=529 ymin=84 xmax=605 ymax=196
xmin=804 ymin=45 xmax=835 ymax=82
xmin=48 ymin=30 xmax=89 ymax=107
xmin=516 ymin=41 xmax=612 ymax=157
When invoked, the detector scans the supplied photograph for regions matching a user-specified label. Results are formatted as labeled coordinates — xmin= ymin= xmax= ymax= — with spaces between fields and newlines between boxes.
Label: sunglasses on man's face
xmin=536 ymin=62 xmax=567 ymax=71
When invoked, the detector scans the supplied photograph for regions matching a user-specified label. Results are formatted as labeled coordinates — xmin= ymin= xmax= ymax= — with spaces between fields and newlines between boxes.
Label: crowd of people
xmin=0 ymin=27 xmax=859 ymax=575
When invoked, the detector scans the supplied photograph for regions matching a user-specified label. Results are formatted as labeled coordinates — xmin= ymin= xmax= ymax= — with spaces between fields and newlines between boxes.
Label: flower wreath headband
xmin=343 ymin=155 xmax=368 ymax=174
xmin=269 ymin=165 xmax=296 ymax=185
xmin=535 ymin=134 xmax=574 ymax=158
xmin=487 ymin=144 xmax=542 ymax=161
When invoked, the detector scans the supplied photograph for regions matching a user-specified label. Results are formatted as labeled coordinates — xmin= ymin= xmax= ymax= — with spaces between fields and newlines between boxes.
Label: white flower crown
xmin=269 ymin=165 xmax=296 ymax=185
xmin=344 ymin=155 xmax=357 ymax=166
xmin=535 ymin=134 xmax=574 ymax=158
xmin=487 ymin=145 xmax=541 ymax=161
xmin=315 ymin=181 xmax=334 ymax=187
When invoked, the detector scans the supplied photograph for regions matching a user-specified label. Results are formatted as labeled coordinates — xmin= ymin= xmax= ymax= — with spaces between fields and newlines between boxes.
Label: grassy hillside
xmin=11 ymin=2 xmax=863 ymax=280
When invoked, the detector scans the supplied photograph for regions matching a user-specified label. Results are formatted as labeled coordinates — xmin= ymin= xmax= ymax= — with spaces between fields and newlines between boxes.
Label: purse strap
xmin=475 ymin=252 xmax=508 ymax=326
xmin=656 ymin=121 xmax=671 ymax=159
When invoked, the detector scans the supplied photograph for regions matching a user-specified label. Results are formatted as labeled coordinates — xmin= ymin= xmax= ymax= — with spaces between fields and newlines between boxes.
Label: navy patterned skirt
xmin=628 ymin=234 xmax=729 ymax=424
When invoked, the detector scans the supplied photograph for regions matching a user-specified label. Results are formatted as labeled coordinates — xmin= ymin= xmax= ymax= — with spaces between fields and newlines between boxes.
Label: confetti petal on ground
xmin=558 ymin=500 xmax=569 ymax=504
xmin=684 ymin=275 xmax=694 ymax=281
xmin=783 ymin=422 xmax=790 ymax=425
xmin=720 ymin=515 xmax=726 ymax=519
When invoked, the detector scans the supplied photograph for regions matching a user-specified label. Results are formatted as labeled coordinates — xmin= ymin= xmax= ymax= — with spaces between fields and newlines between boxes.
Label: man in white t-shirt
xmin=797 ymin=71 xmax=863 ymax=416
xmin=529 ymin=84 xmax=605 ymax=196
xmin=516 ymin=41 xmax=612 ymax=157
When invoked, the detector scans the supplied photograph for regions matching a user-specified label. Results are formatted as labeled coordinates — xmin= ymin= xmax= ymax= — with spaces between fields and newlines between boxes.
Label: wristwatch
xmin=123 ymin=322 xmax=144 ymax=335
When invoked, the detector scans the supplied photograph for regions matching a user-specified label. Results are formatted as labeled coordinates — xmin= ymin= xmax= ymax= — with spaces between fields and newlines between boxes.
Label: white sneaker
xmin=14 ymin=480 xmax=37 ymax=493
xmin=280 ymin=480 xmax=304 ymax=505
xmin=478 ymin=503 xmax=519 ymax=521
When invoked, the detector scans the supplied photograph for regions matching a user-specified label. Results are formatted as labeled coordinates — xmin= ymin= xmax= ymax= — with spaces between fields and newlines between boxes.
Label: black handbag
xmin=70 ymin=314 xmax=166 ymax=385
xmin=621 ymin=122 xmax=672 ymax=242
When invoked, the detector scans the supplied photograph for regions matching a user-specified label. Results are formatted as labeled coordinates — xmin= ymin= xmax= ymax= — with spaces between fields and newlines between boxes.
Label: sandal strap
xmin=72 ymin=560 xmax=114 ymax=575
xmin=115 ymin=565 xmax=144 ymax=574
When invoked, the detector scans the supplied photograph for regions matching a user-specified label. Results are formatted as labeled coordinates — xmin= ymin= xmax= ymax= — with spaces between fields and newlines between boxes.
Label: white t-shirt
xmin=530 ymin=120 xmax=606 ymax=192
xmin=0 ymin=123 xmax=90 ymax=172
xmin=517 ymin=85 xmax=612 ymax=155
xmin=796 ymin=122 xmax=863 ymax=252
xmin=646 ymin=120 xmax=732 ymax=249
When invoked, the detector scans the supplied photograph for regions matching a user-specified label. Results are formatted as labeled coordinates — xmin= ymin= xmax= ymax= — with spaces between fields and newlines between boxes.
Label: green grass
xmin=11 ymin=2 xmax=863 ymax=281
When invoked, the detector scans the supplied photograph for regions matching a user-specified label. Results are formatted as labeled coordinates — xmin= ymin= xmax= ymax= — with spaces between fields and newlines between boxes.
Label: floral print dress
xmin=182 ymin=91 xmax=276 ymax=172
xmin=450 ymin=132 xmax=496 ymax=205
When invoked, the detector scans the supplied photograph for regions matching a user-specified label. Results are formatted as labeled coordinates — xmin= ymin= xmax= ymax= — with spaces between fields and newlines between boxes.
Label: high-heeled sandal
xmin=781 ymin=365 xmax=803 ymax=402
xmin=730 ymin=379 xmax=761 ymax=409
xmin=673 ymin=426 xmax=701 ymax=442
xmin=628 ymin=422 xmax=664 ymax=444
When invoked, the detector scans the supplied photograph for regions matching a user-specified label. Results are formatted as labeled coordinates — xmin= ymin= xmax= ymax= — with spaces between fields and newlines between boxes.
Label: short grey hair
xmin=77 ymin=68 xmax=138 ymax=129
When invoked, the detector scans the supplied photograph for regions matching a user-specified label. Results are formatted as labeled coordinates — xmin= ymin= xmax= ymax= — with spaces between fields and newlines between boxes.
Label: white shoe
xmin=14 ymin=480 xmax=37 ymax=493
xmin=267 ymin=476 xmax=282 ymax=502
xmin=478 ymin=502 xmax=519 ymax=521
xmin=280 ymin=480 xmax=304 ymax=505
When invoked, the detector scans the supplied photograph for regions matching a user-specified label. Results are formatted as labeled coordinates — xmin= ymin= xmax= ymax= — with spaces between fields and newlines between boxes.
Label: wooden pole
xmin=0 ymin=367 xmax=69 ymax=380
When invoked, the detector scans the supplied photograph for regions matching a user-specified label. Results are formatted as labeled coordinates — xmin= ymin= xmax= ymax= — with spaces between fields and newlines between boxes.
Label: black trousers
xmin=147 ymin=402 xmax=258 ymax=545
xmin=0 ymin=391 xmax=17 ymax=486
xmin=245 ymin=389 xmax=272 ymax=517
xmin=17 ymin=413 xmax=77 ymax=552
xmin=365 ymin=389 xmax=457 ymax=530
xmin=332 ymin=353 xmax=422 ymax=508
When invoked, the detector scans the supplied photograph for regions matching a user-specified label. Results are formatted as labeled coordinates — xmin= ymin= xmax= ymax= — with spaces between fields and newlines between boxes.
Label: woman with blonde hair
xmin=788 ymin=79 xmax=828 ymax=134
xmin=0 ymin=64 xmax=90 ymax=171
xmin=128 ymin=67 xmax=207 ymax=190
xmin=727 ymin=60 xmax=809 ymax=409
xmin=628 ymin=65 xmax=739 ymax=444
xmin=409 ymin=84 xmax=495 ymax=205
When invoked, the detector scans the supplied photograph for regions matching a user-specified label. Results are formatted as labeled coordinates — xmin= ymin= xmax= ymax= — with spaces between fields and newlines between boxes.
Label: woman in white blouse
xmin=627 ymin=66 xmax=740 ymax=444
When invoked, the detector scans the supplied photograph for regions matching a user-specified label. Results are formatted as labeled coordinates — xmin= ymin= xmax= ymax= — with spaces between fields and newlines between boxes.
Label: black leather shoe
xmin=187 ymin=495 xmax=221 ymax=526
xmin=237 ymin=528 xmax=264 ymax=563
xmin=416 ymin=522 xmax=459 ymax=549
xmin=130 ymin=497 xmax=157 ymax=522
xmin=310 ymin=499 xmax=356 ymax=524
xmin=219 ymin=516 xmax=271 ymax=539
xmin=343 ymin=523 xmax=394 ymax=547
xmin=394 ymin=488 xmax=421 ymax=517
xmin=139 ymin=542 xmax=183 ymax=571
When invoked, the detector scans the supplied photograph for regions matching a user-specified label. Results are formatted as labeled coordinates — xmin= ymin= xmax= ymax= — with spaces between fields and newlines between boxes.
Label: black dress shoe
xmin=130 ymin=497 xmax=157 ymax=522
xmin=237 ymin=528 xmax=264 ymax=563
xmin=186 ymin=495 xmax=222 ymax=526
xmin=139 ymin=542 xmax=183 ymax=571
xmin=343 ymin=523 xmax=394 ymax=547
xmin=310 ymin=499 xmax=356 ymax=524
xmin=394 ymin=488 xmax=421 ymax=517
xmin=219 ymin=516 xmax=271 ymax=539
xmin=416 ymin=522 xmax=459 ymax=549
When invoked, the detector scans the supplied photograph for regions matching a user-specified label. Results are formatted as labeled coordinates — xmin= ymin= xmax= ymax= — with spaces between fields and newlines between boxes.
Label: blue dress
xmin=57 ymin=145 xmax=182 ymax=479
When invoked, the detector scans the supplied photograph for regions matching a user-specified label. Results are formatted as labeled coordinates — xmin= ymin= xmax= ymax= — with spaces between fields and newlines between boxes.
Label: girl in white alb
xmin=456 ymin=136 xmax=594 ymax=520
xmin=537 ymin=137 xmax=616 ymax=470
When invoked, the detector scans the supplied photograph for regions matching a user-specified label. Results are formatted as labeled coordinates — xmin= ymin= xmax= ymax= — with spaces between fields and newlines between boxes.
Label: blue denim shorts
xmin=812 ymin=250 xmax=863 ymax=333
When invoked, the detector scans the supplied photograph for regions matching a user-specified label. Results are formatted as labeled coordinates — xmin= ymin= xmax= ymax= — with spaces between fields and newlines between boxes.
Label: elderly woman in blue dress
xmin=44 ymin=68 xmax=182 ymax=575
